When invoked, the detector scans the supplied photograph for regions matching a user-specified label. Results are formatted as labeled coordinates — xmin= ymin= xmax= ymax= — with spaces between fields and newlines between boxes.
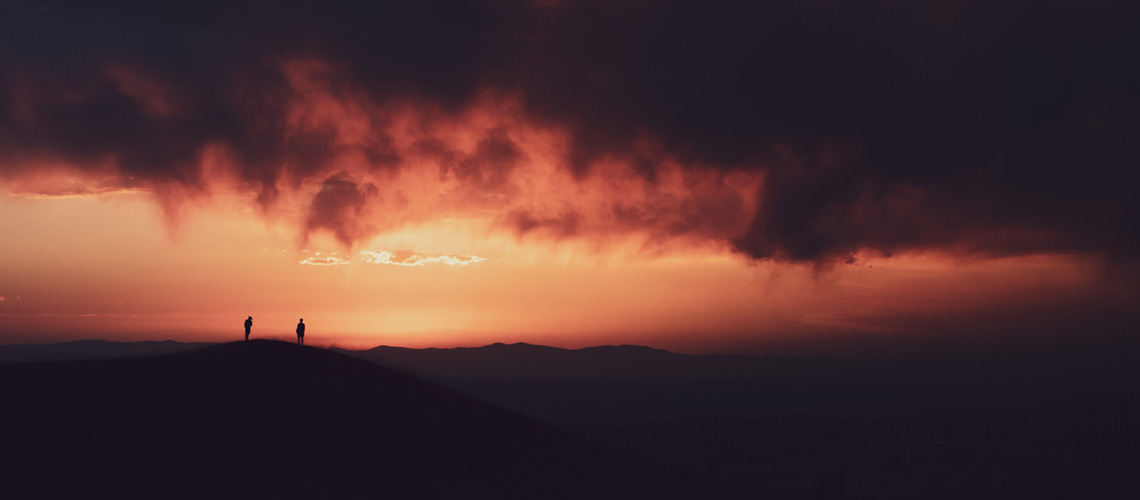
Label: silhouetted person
xmin=296 ymin=318 xmax=305 ymax=345
xmin=244 ymin=316 xmax=253 ymax=341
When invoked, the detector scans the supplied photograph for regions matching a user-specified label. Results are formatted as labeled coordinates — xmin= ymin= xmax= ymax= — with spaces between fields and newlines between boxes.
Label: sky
xmin=0 ymin=0 xmax=1137 ymax=353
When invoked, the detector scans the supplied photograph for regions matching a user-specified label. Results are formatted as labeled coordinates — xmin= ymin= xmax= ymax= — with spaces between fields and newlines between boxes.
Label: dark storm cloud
xmin=2 ymin=0 xmax=1137 ymax=262
xmin=439 ymin=127 xmax=523 ymax=205
xmin=305 ymin=174 xmax=378 ymax=247
xmin=513 ymin=0 xmax=1140 ymax=261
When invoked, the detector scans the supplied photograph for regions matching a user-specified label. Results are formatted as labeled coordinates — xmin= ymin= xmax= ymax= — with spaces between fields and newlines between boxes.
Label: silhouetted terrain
xmin=586 ymin=398 xmax=1140 ymax=499
xmin=0 ymin=341 xmax=749 ymax=499
xmin=4 ymin=340 xmax=1140 ymax=498
xmin=337 ymin=342 xmax=1140 ymax=425
xmin=6 ymin=340 xmax=1139 ymax=426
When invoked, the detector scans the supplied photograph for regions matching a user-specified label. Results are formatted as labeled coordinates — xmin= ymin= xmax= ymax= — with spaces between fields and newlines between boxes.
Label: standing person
xmin=296 ymin=318 xmax=305 ymax=345
xmin=244 ymin=316 xmax=253 ymax=341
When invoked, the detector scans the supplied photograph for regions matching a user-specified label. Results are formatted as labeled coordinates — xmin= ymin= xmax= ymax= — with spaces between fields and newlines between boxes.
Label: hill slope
xmin=588 ymin=398 xmax=1140 ymax=499
xmin=0 ymin=340 xmax=749 ymax=499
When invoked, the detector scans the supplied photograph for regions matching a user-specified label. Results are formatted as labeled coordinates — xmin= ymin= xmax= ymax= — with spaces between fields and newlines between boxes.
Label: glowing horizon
xmin=1 ymin=186 xmax=1128 ymax=354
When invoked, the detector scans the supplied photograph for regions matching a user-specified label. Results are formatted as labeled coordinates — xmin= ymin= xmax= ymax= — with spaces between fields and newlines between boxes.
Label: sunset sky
xmin=1 ymin=0 xmax=1137 ymax=353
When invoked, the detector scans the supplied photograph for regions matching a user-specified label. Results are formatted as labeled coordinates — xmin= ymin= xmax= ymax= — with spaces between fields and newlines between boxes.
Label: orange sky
xmin=2 ymin=1 xmax=1139 ymax=355
xmin=0 ymin=186 xmax=1125 ymax=353
xmin=0 ymin=60 xmax=1134 ymax=355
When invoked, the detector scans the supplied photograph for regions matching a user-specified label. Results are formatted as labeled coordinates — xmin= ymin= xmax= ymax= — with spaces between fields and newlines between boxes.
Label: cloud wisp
xmin=360 ymin=251 xmax=485 ymax=267
xmin=299 ymin=253 xmax=351 ymax=266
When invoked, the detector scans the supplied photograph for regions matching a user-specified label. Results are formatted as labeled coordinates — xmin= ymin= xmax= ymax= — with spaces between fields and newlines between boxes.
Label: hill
xmin=0 ymin=340 xmax=751 ymax=499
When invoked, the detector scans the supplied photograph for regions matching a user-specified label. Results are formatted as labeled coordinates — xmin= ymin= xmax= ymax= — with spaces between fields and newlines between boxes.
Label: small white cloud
xmin=360 ymin=250 xmax=486 ymax=267
xmin=299 ymin=256 xmax=351 ymax=266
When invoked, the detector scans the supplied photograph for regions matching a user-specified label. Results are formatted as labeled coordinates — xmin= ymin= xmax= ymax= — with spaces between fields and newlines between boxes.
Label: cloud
xmin=299 ymin=253 xmax=351 ymax=266
xmin=360 ymin=250 xmax=485 ymax=267
xmin=304 ymin=174 xmax=379 ymax=248
xmin=1 ymin=0 xmax=1137 ymax=263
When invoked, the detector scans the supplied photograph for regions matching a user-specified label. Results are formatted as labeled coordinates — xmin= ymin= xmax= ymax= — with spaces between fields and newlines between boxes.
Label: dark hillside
xmin=587 ymin=397 xmax=1140 ymax=499
xmin=0 ymin=340 xmax=749 ymax=499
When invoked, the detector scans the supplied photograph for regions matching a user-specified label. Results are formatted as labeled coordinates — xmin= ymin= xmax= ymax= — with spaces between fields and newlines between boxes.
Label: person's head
xmin=299 ymin=318 xmax=303 ymax=322
xmin=248 ymin=316 xmax=252 ymax=320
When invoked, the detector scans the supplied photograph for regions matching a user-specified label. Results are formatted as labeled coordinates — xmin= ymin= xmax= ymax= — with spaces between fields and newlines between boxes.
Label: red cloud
xmin=2 ymin=1 xmax=1137 ymax=264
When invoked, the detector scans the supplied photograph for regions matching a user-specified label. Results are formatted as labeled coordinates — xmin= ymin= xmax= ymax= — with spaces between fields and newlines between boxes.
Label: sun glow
xmin=0 ymin=187 xmax=1123 ymax=353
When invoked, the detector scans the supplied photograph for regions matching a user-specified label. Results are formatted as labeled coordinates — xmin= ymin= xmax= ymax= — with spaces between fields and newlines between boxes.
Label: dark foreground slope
xmin=589 ymin=398 xmax=1140 ymax=500
xmin=0 ymin=340 xmax=748 ymax=500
